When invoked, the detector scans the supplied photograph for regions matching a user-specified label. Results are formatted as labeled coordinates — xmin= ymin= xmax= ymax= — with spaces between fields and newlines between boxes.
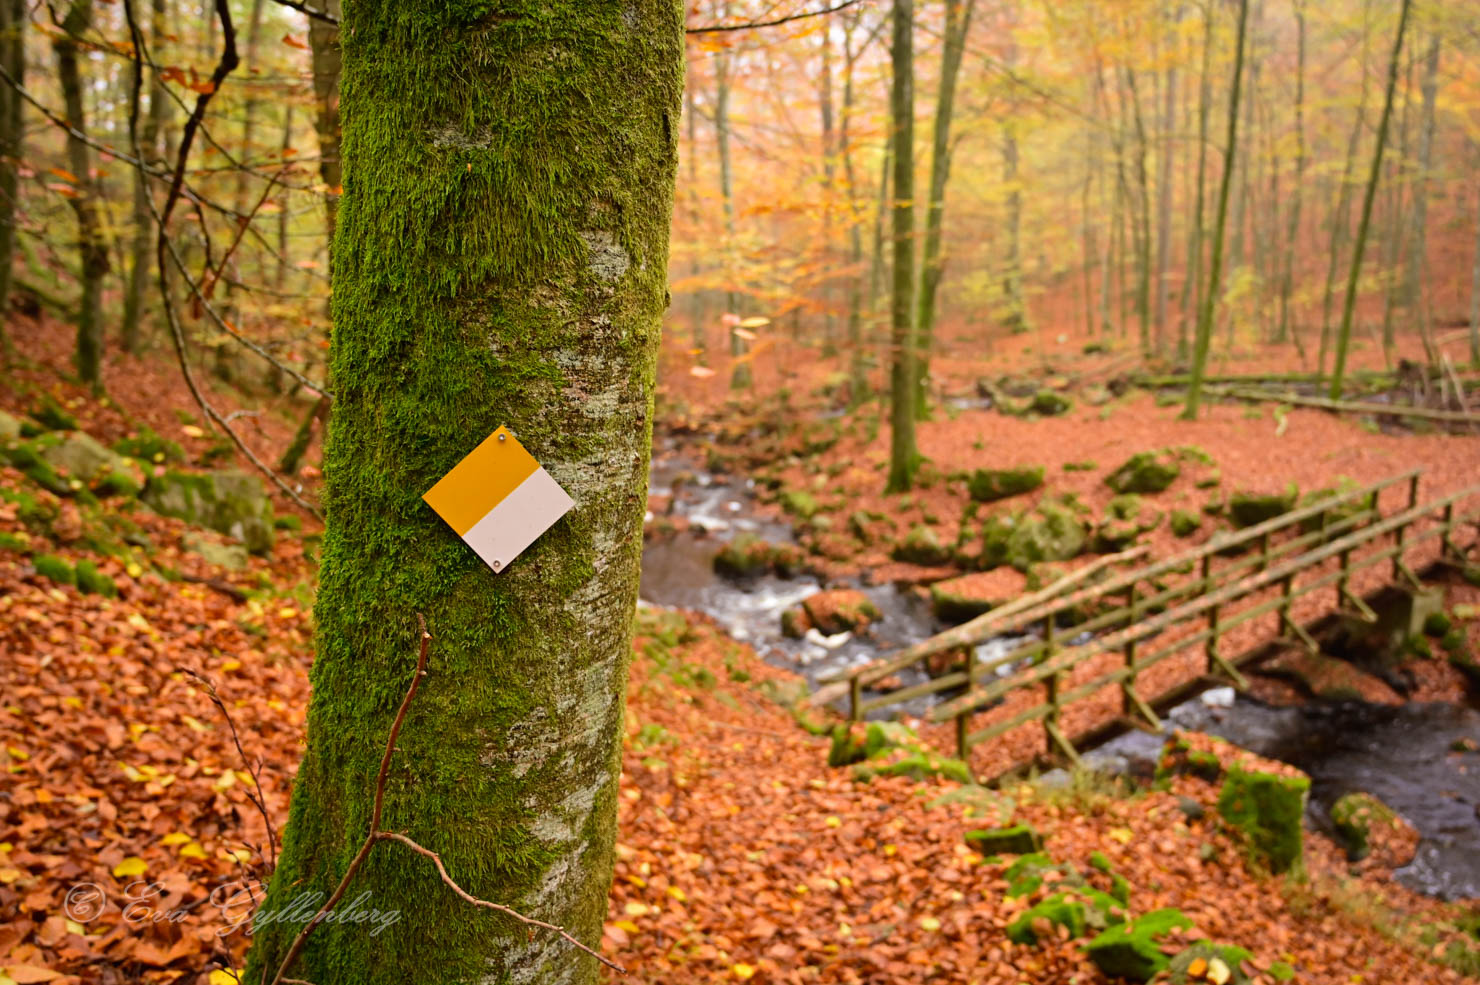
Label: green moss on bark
xmin=242 ymin=3 xmax=683 ymax=984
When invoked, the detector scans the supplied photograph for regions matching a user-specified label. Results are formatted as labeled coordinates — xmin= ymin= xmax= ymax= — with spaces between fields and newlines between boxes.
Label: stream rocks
xmin=780 ymin=589 xmax=880 ymax=638
xmin=967 ymin=466 xmax=1045 ymax=503
xmin=712 ymin=532 xmax=804 ymax=578
xmin=1105 ymin=451 xmax=1180 ymax=494
xmin=1329 ymin=791 xmax=1418 ymax=866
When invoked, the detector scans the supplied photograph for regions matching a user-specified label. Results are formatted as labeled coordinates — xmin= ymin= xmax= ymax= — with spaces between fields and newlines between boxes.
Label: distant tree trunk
xmin=840 ymin=15 xmax=870 ymax=405
xmin=1125 ymin=68 xmax=1152 ymax=354
xmin=1182 ymin=3 xmax=1213 ymax=361
xmin=1276 ymin=0 xmax=1305 ymax=350
xmin=868 ymin=127 xmax=892 ymax=377
xmin=1081 ymin=117 xmax=1096 ymax=338
xmin=1379 ymin=40 xmax=1415 ymax=354
xmin=0 ymin=0 xmax=23 ymax=363
xmin=1002 ymin=120 xmax=1026 ymax=335
xmin=275 ymin=105 xmax=295 ymax=291
xmin=913 ymin=0 xmax=975 ymax=414
xmin=54 ymin=0 xmax=110 ymax=393
xmin=1182 ymin=0 xmax=1249 ymax=420
xmin=122 ymin=0 xmax=169 ymax=355
xmin=818 ymin=28 xmax=837 ymax=356
xmin=1154 ymin=53 xmax=1176 ymax=358
xmin=1399 ymin=33 xmax=1440 ymax=350
xmin=234 ymin=0 xmax=267 ymax=215
xmin=1329 ymin=0 xmax=1410 ymax=399
xmin=714 ymin=42 xmax=749 ymax=389
xmin=886 ymin=0 xmax=918 ymax=493
xmin=1318 ymin=0 xmax=1371 ymax=375
xmin=308 ymin=0 xmax=343 ymax=246
xmin=240 ymin=2 xmax=683 ymax=983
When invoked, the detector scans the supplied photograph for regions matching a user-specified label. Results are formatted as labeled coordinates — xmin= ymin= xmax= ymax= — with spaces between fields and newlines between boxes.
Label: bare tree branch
xmin=687 ymin=0 xmax=871 ymax=34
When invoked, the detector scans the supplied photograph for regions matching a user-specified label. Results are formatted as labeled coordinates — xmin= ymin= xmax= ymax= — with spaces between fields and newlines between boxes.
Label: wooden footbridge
xmin=822 ymin=470 xmax=1480 ymax=777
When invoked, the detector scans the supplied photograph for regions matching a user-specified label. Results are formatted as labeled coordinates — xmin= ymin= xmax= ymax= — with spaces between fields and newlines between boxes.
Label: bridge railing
xmin=831 ymin=469 xmax=1425 ymax=728
xmin=927 ymin=478 xmax=1480 ymax=771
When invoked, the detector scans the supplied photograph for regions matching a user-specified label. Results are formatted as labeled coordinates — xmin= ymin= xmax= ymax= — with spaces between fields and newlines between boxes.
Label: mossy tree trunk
xmin=242 ymin=2 xmax=682 ymax=984
xmin=122 ymin=0 xmax=168 ymax=355
xmin=885 ymin=0 xmax=918 ymax=493
xmin=1182 ymin=0 xmax=1249 ymax=420
xmin=1329 ymin=0 xmax=1410 ymax=400
xmin=912 ymin=0 xmax=974 ymax=418
xmin=53 ymin=0 xmax=110 ymax=393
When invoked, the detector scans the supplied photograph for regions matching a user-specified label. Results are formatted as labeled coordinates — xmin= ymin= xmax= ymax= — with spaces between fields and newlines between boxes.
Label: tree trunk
xmin=1002 ymin=120 xmax=1026 ymax=335
xmin=234 ymin=0 xmax=267 ymax=215
xmin=1182 ymin=0 xmax=1249 ymax=419
xmin=1318 ymin=0 xmax=1371 ymax=375
xmin=1329 ymin=0 xmax=1411 ymax=399
xmin=1399 ymin=34 xmax=1439 ymax=342
xmin=275 ymin=104 xmax=295 ymax=291
xmin=886 ymin=0 xmax=918 ymax=493
xmin=1470 ymin=164 xmax=1480 ymax=366
xmin=913 ymin=0 xmax=975 ymax=415
xmin=241 ymin=3 xmax=682 ymax=984
xmin=1154 ymin=53 xmax=1176 ymax=358
xmin=53 ymin=0 xmax=110 ymax=393
xmin=840 ymin=15 xmax=869 ymax=405
xmin=1379 ymin=39 xmax=1415 ymax=353
xmin=1125 ymin=67 xmax=1152 ymax=353
xmin=123 ymin=0 xmax=169 ymax=354
xmin=1182 ymin=3 xmax=1213 ymax=361
xmin=714 ymin=40 xmax=749 ymax=389
xmin=1276 ymin=0 xmax=1305 ymax=350
xmin=0 ymin=0 xmax=23 ymax=363
xmin=308 ymin=0 xmax=343 ymax=249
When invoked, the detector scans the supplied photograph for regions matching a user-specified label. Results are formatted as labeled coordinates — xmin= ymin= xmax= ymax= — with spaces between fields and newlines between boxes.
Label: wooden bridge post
xmin=1202 ymin=555 xmax=1220 ymax=675
xmin=955 ymin=644 xmax=977 ymax=760
xmin=1043 ymin=615 xmax=1061 ymax=760
xmin=1121 ymin=583 xmax=1139 ymax=716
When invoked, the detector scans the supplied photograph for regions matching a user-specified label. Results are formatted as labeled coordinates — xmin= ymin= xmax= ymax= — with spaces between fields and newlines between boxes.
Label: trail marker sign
xmin=422 ymin=426 xmax=574 ymax=573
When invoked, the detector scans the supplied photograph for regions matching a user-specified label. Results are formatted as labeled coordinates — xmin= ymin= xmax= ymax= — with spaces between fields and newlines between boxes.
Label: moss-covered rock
xmin=113 ymin=426 xmax=186 ymax=465
xmin=1008 ymin=892 xmax=1090 ymax=945
xmin=142 ymin=469 xmax=275 ymax=554
xmin=892 ymin=524 xmax=953 ymax=565
xmin=1329 ymin=791 xmax=1402 ymax=862
xmin=780 ymin=605 xmax=810 ymax=639
xmin=801 ymin=589 xmax=881 ymax=635
xmin=0 ymin=409 xmax=21 ymax=443
xmin=930 ymin=577 xmax=1002 ymax=622
xmin=33 ymin=554 xmax=75 ymax=586
xmin=1004 ymin=853 xmax=1072 ymax=898
xmin=183 ymin=530 xmax=250 ymax=572
xmin=1084 ymin=907 xmax=1194 ymax=982
xmin=1170 ymin=509 xmax=1201 ymax=538
xmin=29 ymin=395 xmax=78 ymax=431
xmin=968 ymin=465 xmax=1045 ymax=503
xmin=827 ymin=724 xmax=869 ymax=767
xmin=1228 ymin=484 xmax=1299 ymax=528
xmin=74 ymin=559 xmax=118 ymax=597
xmin=1006 ymin=502 xmax=1088 ymax=571
xmin=1030 ymin=390 xmax=1073 ymax=416
xmin=779 ymin=488 xmax=821 ymax=519
xmin=713 ymin=533 xmax=802 ymax=578
xmin=1217 ymin=761 xmax=1309 ymax=873
xmin=964 ymin=823 xmax=1043 ymax=855
xmin=853 ymin=749 xmax=973 ymax=785
xmin=1165 ymin=941 xmax=1256 ymax=985
xmin=1105 ymin=451 xmax=1180 ymax=494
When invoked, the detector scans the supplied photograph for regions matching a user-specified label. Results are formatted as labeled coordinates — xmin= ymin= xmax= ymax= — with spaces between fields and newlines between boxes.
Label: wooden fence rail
xmin=828 ymin=469 xmax=1480 ymax=773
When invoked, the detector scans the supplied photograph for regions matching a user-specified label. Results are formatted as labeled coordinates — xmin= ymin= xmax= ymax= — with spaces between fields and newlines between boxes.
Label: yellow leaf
xmin=738 ymin=316 xmax=770 ymax=328
xmin=613 ymin=920 xmax=640 ymax=933
xmin=213 ymin=771 xmax=237 ymax=792
xmin=666 ymin=886 xmax=686 ymax=902
xmin=181 ymin=425 xmax=205 ymax=438
xmin=1206 ymin=957 xmax=1231 ymax=985
xmin=64 ymin=919 xmax=86 ymax=935
xmin=919 ymin=916 xmax=941 ymax=931
xmin=623 ymin=902 xmax=650 ymax=917
xmin=208 ymin=971 xmax=241 ymax=985
xmin=182 ymin=715 xmax=209 ymax=733
xmin=125 ymin=562 xmax=143 ymax=578
xmin=825 ymin=816 xmax=841 ymax=828
xmin=1187 ymin=957 xmax=1208 ymax=977
xmin=883 ymin=844 xmax=897 ymax=856
xmin=112 ymin=856 xmax=147 ymax=879
xmin=221 ymin=660 xmax=242 ymax=673
xmin=732 ymin=964 xmax=756 ymax=980
xmin=221 ymin=848 xmax=251 ymax=863
xmin=178 ymin=842 xmax=208 ymax=860
xmin=1107 ymin=828 xmax=1133 ymax=844
xmin=61 ymin=697 xmax=82 ymax=709
xmin=6 ymin=746 xmax=28 ymax=761
xmin=0 ymin=868 xmax=21 ymax=884
xmin=278 ymin=607 xmax=298 ymax=620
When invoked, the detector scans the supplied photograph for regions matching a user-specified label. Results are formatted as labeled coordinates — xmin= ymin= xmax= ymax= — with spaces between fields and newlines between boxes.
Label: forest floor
xmin=2 ymin=311 xmax=1480 ymax=983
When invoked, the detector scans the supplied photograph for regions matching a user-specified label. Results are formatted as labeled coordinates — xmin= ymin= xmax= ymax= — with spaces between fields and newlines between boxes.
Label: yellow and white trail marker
xmin=422 ymin=426 xmax=574 ymax=574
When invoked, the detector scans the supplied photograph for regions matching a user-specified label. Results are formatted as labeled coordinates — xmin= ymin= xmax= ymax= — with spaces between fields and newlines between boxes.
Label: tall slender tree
xmin=1182 ymin=0 xmax=1249 ymax=420
xmin=886 ymin=0 xmax=918 ymax=492
xmin=0 ymin=0 xmax=23 ymax=363
xmin=53 ymin=0 xmax=110 ymax=393
xmin=243 ymin=3 xmax=683 ymax=984
xmin=1329 ymin=0 xmax=1411 ymax=399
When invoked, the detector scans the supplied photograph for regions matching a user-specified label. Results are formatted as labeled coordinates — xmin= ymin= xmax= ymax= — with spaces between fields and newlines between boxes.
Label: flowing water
xmin=639 ymin=444 xmax=1480 ymax=899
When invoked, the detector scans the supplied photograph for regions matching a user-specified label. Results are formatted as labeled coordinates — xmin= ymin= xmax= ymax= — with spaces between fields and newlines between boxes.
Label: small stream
xmin=639 ymin=441 xmax=1480 ymax=900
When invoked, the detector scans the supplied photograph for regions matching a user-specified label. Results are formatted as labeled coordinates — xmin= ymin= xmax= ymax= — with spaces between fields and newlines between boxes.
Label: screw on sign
xmin=422 ymin=426 xmax=574 ymax=574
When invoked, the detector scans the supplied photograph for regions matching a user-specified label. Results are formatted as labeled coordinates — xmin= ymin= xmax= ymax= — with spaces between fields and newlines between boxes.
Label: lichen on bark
xmin=243 ymin=2 xmax=683 ymax=983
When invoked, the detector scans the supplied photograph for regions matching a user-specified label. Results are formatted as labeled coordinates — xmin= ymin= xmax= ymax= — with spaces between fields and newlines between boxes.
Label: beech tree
xmin=243 ymin=2 xmax=683 ymax=983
